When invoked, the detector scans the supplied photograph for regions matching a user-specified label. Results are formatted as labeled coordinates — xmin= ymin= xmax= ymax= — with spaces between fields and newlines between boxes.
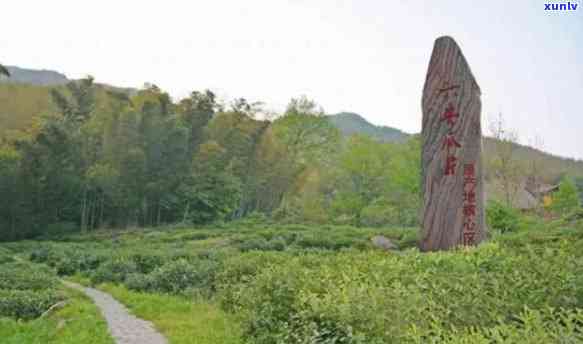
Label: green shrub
xmin=397 ymin=230 xmax=418 ymax=248
xmin=406 ymin=307 xmax=583 ymax=343
xmin=29 ymin=247 xmax=51 ymax=264
xmin=228 ymin=243 xmax=583 ymax=343
xmin=217 ymin=251 xmax=292 ymax=311
xmin=0 ymin=262 xmax=59 ymax=291
xmin=237 ymin=237 xmax=287 ymax=252
xmin=55 ymin=257 xmax=81 ymax=276
xmin=0 ymin=289 xmax=64 ymax=320
xmin=487 ymin=200 xmax=520 ymax=233
xmin=77 ymin=253 xmax=107 ymax=272
xmin=90 ymin=258 xmax=138 ymax=284
xmin=551 ymin=177 xmax=581 ymax=215
xmin=294 ymin=234 xmax=354 ymax=250
xmin=0 ymin=256 xmax=14 ymax=264
xmin=179 ymin=232 xmax=212 ymax=241
xmin=129 ymin=253 xmax=165 ymax=274
xmin=150 ymin=258 xmax=218 ymax=294
xmin=125 ymin=273 xmax=155 ymax=292
xmin=563 ymin=208 xmax=583 ymax=223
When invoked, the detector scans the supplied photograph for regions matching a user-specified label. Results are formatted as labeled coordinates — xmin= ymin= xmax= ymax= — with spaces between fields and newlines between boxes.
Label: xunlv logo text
xmin=544 ymin=2 xmax=579 ymax=10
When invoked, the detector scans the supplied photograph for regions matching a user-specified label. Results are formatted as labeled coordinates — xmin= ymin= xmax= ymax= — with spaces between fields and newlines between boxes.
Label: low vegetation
xmin=1 ymin=212 xmax=582 ymax=343
xmin=0 ymin=247 xmax=113 ymax=343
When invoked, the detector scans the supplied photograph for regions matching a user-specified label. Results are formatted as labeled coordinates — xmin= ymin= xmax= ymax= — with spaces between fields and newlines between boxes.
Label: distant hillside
xmin=0 ymin=66 xmax=69 ymax=86
xmin=327 ymin=113 xmax=583 ymax=182
xmin=0 ymin=83 xmax=56 ymax=135
xmin=0 ymin=67 xmax=68 ymax=134
xmin=0 ymin=66 xmax=138 ymax=136
xmin=482 ymin=137 xmax=583 ymax=183
xmin=328 ymin=112 xmax=409 ymax=143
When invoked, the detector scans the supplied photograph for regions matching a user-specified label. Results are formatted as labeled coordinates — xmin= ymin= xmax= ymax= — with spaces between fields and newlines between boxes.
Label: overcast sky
xmin=1 ymin=0 xmax=582 ymax=158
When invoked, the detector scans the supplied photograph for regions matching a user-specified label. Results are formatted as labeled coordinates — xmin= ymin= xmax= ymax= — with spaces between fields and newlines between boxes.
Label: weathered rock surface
xmin=371 ymin=235 xmax=398 ymax=251
xmin=419 ymin=36 xmax=486 ymax=251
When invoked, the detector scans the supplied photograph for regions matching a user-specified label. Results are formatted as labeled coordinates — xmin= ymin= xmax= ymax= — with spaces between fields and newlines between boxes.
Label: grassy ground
xmin=99 ymin=283 xmax=242 ymax=344
xmin=0 ymin=284 xmax=113 ymax=344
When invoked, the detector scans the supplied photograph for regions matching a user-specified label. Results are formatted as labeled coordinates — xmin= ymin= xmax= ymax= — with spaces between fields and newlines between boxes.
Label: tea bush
xmin=0 ymin=262 xmax=59 ymax=291
xmin=0 ymin=247 xmax=14 ymax=264
xmin=236 ymin=237 xmax=286 ymax=252
xmin=227 ymin=242 xmax=583 ymax=343
xmin=124 ymin=257 xmax=220 ymax=295
xmin=0 ymin=256 xmax=65 ymax=321
xmin=29 ymin=244 xmax=108 ymax=276
xmin=125 ymin=273 xmax=156 ymax=291
xmin=90 ymin=258 xmax=138 ymax=284
xmin=0 ymin=289 xmax=65 ymax=320
xmin=128 ymin=252 xmax=166 ymax=274
xmin=8 ymin=221 xmax=582 ymax=341
xmin=29 ymin=246 xmax=56 ymax=265
xmin=406 ymin=307 xmax=583 ymax=343
xmin=217 ymin=251 xmax=295 ymax=311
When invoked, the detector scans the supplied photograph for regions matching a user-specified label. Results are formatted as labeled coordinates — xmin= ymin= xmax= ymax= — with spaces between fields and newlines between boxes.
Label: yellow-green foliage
xmin=0 ymin=83 xmax=55 ymax=133
xmin=0 ymin=82 xmax=128 ymax=137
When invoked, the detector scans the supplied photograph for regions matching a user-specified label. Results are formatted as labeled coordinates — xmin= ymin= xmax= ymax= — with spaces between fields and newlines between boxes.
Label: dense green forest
xmin=1 ymin=73 xmax=582 ymax=241
xmin=0 ymin=77 xmax=423 ymax=240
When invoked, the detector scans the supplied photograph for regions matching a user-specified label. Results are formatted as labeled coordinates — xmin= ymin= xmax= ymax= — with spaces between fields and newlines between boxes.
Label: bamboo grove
xmin=0 ymin=78 xmax=421 ymax=240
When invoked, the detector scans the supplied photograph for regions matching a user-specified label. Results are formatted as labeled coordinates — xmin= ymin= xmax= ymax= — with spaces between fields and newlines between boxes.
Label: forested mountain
xmin=482 ymin=137 xmax=583 ymax=183
xmin=328 ymin=112 xmax=409 ymax=143
xmin=328 ymin=112 xmax=583 ymax=183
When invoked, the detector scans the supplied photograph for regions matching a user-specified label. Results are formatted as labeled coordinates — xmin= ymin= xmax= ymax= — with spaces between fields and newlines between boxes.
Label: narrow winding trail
xmin=64 ymin=281 xmax=168 ymax=344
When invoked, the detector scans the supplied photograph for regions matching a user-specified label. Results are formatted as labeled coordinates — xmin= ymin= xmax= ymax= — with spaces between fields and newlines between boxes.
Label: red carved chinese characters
xmin=440 ymin=82 xmax=462 ymax=177
xmin=438 ymin=82 xmax=476 ymax=246
xmin=442 ymin=133 xmax=461 ymax=154
xmin=441 ymin=103 xmax=459 ymax=126
xmin=462 ymin=163 xmax=477 ymax=246
xmin=444 ymin=156 xmax=458 ymax=176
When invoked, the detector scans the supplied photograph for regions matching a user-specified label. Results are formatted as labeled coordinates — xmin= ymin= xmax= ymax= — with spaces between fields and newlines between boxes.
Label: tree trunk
xmin=157 ymin=201 xmax=161 ymax=227
xmin=81 ymin=186 xmax=88 ymax=233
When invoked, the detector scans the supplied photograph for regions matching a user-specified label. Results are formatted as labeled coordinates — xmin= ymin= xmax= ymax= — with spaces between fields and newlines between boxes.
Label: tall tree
xmin=178 ymin=90 xmax=218 ymax=153
xmin=259 ymin=96 xmax=340 ymax=214
xmin=488 ymin=113 xmax=524 ymax=208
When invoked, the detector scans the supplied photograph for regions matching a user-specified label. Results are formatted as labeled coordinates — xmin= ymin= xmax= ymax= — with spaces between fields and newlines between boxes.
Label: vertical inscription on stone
xmin=420 ymin=36 xmax=486 ymax=251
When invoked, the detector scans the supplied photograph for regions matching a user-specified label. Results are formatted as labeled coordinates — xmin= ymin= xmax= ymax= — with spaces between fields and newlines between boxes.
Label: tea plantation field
xmin=1 ymin=216 xmax=583 ymax=343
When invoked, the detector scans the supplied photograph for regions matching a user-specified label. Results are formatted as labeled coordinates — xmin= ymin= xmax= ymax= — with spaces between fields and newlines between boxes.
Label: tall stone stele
xmin=419 ymin=36 xmax=486 ymax=251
